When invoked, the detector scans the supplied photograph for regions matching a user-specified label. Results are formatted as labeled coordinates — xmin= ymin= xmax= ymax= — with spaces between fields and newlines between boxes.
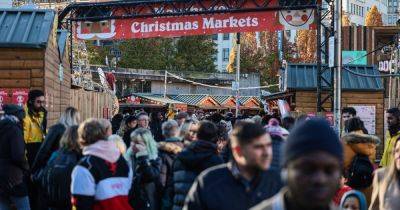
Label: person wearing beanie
xmin=0 ymin=104 xmax=30 ymax=210
xmin=264 ymin=118 xmax=288 ymax=172
xmin=252 ymin=118 xmax=342 ymax=210
xmin=172 ymin=121 xmax=223 ymax=210
xmin=184 ymin=121 xmax=282 ymax=210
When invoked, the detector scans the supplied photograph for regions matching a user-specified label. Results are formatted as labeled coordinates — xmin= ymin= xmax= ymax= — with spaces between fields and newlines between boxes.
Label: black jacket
xmin=0 ymin=117 xmax=29 ymax=197
xmin=123 ymin=127 xmax=136 ymax=148
xmin=184 ymin=162 xmax=283 ymax=210
xmin=129 ymin=154 xmax=162 ymax=210
xmin=150 ymin=120 xmax=163 ymax=142
xmin=31 ymin=123 xmax=66 ymax=173
xmin=172 ymin=140 xmax=223 ymax=210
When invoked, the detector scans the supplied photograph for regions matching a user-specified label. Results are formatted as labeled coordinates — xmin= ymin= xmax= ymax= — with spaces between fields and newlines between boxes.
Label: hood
xmin=342 ymin=133 xmax=379 ymax=156
xmin=158 ymin=141 xmax=183 ymax=155
xmin=342 ymin=133 xmax=380 ymax=145
xmin=340 ymin=190 xmax=368 ymax=210
xmin=83 ymin=140 xmax=121 ymax=163
xmin=178 ymin=140 xmax=218 ymax=168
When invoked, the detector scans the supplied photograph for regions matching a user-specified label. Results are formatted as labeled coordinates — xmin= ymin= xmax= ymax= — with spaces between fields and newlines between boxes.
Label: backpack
xmin=39 ymin=149 xmax=79 ymax=207
xmin=346 ymin=154 xmax=374 ymax=189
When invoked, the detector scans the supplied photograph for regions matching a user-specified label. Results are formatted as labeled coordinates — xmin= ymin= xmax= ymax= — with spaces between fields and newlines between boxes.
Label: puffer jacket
xmin=0 ymin=117 xmax=29 ymax=197
xmin=158 ymin=138 xmax=184 ymax=210
xmin=23 ymin=109 xmax=46 ymax=167
xmin=342 ymin=131 xmax=380 ymax=205
xmin=172 ymin=140 xmax=223 ymax=210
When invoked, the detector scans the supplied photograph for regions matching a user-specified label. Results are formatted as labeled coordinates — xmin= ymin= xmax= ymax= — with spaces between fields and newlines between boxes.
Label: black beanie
xmin=283 ymin=118 xmax=343 ymax=166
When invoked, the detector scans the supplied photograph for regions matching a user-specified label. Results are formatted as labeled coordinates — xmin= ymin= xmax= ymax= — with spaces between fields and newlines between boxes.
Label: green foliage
xmin=87 ymin=36 xmax=216 ymax=72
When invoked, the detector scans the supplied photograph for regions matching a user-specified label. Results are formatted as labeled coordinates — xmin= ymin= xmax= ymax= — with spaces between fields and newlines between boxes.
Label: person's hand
xmin=133 ymin=142 xmax=148 ymax=157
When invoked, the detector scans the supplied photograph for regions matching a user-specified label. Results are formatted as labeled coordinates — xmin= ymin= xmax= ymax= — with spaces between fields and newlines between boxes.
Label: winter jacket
xmin=172 ymin=140 xmax=224 ymax=210
xmin=369 ymin=168 xmax=400 ymax=210
xmin=0 ymin=117 xmax=29 ymax=197
xmin=71 ymin=140 xmax=133 ymax=210
xmin=23 ymin=109 xmax=46 ymax=167
xmin=250 ymin=188 xmax=339 ymax=210
xmin=158 ymin=138 xmax=184 ymax=210
xmin=150 ymin=121 xmax=163 ymax=142
xmin=31 ymin=123 xmax=66 ymax=173
xmin=125 ymin=149 xmax=162 ymax=210
xmin=270 ymin=135 xmax=285 ymax=172
xmin=342 ymin=132 xmax=380 ymax=205
xmin=380 ymin=130 xmax=400 ymax=167
xmin=184 ymin=161 xmax=283 ymax=210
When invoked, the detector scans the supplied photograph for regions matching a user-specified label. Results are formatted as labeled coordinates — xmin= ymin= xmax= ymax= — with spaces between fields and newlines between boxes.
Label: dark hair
xmin=197 ymin=120 xmax=218 ymax=142
xmin=125 ymin=115 xmax=137 ymax=124
xmin=27 ymin=89 xmax=47 ymax=132
xmin=387 ymin=107 xmax=400 ymax=116
xmin=346 ymin=117 xmax=364 ymax=133
xmin=282 ymin=116 xmax=295 ymax=130
xmin=342 ymin=107 xmax=357 ymax=116
xmin=231 ymin=121 xmax=267 ymax=146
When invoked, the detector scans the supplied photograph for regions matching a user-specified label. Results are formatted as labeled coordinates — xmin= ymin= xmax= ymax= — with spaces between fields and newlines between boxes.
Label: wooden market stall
xmin=170 ymin=94 xmax=222 ymax=112
xmin=119 ymin=93 xmax=187 ymax=114
xmin=265 ymin=64 xmax=385 ymax=150
xmin=211 ymin=95 xmax=236 ymax=110
xmin=0 ymin=8 xmax=115 ymax=125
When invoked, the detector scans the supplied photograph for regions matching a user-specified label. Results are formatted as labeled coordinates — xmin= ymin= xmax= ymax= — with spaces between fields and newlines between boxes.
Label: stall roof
xmin=212 ymin=95 xmax=234 ymax=104
xmin=170 ymin=94 xmax=209 ymax=106
xmin=286 ymin=64 xmax=384 ymax=91
xmin=238 ymin=96 xmax=260 ymax=105
xmin=0 ymin=9 xmax=55 ymax=48
xmin=136 ymin=94 xmax=185 ymax=105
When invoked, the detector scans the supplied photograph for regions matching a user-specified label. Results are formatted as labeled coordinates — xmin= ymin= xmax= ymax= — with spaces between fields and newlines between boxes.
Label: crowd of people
xmin=1 ymin=89 xmax=400 ymax=210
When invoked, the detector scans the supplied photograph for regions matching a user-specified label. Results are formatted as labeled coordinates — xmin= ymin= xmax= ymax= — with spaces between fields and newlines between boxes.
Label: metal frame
xmin=316 ymin=0 xmax=335 ymax=112
xmin=58 ymin=0 xmax=333 ymax=112
xmin=58 ymin=0 xmax=319 ymax=26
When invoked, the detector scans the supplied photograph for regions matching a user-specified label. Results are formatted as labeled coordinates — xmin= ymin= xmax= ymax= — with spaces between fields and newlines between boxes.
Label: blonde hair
xmin=59 ymin=125 xmax=81 ymax=153
xmin=131 ymin=128 xmax=158 ymax=160
xmin=381 ymin=138 xmax=400 ymax=197
xmin=109 ymin=134 xmax=127 ymax=154
xmin=59 ymin=107 xmax=80 ymax=127
xmin=78 ymin=118 xmax=108 ymax=146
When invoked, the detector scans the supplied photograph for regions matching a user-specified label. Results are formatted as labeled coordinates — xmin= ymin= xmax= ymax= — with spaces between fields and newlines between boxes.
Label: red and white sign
xmin=12 ymin=89 xmax=29 ymax=107
xmin=0 ymin=89 xmax=10 ymax=110
xmin=75 ymin=0 xmax=316 ymax=40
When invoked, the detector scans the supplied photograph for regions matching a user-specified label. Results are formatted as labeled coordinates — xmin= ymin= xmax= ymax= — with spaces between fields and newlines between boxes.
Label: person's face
xmin=387 ymin=113 xmax=399 ymax=128
xmin=342 ymin=112 xmax=353 ymax=123
xmin=138 ymin=116 xmax=149 ymax=128
xmin=157 ymin=113 xmax=164 ymax=121
xmin=394 ymin=140 xmax=400 ymax=171
xmin=128 ymin=120 xmax=137 ymax=129
xmin=177 ymin=118 xmax=186 ymax=126
xmin=33 ymin=96 xmax=45 ymax=110
xmin=233 ymin=134 xmax=273 ymax=171
xmin=185 ymin=123 xmax=198 ymax=141
xmin=342 ymin=196 xmax=360 ymax=210
xmin=170 ymin=126 xmax=179 ymax=138
xmin=286 ymin=151 xmax=341 ymax=209
xmin=131 ymin=139 xmax=145 ymax=154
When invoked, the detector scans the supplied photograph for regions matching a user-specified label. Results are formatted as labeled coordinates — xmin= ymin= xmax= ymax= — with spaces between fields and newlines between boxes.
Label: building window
xmin=222 ymin=48 xmax=230 ymax=61
xmin=212 ymin=34 xmax=218 ymax=41
xmin=223 ymin=33 xmax=230 ymax=40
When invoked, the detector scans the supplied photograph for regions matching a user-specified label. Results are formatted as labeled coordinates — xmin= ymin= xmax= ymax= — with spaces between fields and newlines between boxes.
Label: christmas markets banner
xmin=74 ymin=0 xmax=317 ymax=40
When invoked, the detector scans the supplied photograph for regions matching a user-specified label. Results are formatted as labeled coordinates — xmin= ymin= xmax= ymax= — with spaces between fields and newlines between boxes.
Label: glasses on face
xmin=35 ymin=100 xmax=46 ymax=105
